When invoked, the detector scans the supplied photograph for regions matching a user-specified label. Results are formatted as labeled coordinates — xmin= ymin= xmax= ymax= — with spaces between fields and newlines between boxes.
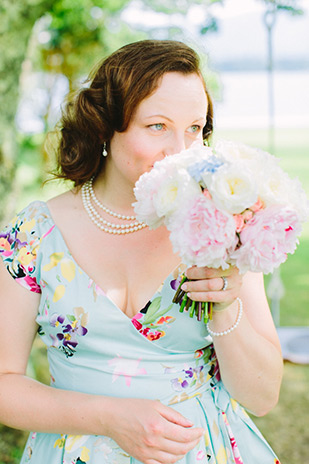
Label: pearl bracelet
xmin=206 ymin=297 xmax=243 ymax=337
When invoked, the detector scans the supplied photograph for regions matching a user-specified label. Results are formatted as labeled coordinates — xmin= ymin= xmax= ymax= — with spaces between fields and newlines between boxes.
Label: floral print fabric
xmin=0 ymin=202 xmax=281 ymax=463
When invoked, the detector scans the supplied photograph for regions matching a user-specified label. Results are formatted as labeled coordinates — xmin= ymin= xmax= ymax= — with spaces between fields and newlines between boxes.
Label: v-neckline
xmin=40 ymin=201 xmax=184 ymax=321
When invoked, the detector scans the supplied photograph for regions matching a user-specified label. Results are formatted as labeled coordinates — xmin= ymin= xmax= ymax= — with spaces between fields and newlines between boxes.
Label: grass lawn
xmin=1 ymin=127 xmax=308 ymax=464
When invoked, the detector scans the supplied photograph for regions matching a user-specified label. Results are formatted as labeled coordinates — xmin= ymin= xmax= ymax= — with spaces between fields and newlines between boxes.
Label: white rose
xmin=205 ymin=163 xmax=258 ymax=214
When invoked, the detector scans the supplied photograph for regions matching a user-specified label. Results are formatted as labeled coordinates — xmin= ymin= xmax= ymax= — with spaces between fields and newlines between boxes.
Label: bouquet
xmin=133 ymin=140 xmax=309 ymax=322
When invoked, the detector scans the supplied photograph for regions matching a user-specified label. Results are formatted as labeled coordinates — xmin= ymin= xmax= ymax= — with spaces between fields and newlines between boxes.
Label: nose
xmin=164 ymin=132 xmax=187 ymax=156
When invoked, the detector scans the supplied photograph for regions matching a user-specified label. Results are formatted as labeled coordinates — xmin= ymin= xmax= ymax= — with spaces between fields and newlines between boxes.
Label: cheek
xmin=129 ymin=138 xmax=159 ymax=163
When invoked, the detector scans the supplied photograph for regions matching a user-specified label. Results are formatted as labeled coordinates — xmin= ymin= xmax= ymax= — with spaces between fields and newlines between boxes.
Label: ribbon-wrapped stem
xmin=172 ymin=275 xmax=213 ymax=322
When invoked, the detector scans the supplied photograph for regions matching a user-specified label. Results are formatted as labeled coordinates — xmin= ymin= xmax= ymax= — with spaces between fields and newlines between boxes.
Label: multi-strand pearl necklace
xmin=81 ymin=179 xmax=147 ymax=234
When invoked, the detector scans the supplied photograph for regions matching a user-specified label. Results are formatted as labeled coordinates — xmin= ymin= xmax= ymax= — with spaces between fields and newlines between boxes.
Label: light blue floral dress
xmin=0 ymin=201 xmax=281 ymax=464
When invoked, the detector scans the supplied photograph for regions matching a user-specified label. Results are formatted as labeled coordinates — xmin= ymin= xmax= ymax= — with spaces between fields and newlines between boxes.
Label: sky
xmin=124 ymin=0 xmax=309 ymax=67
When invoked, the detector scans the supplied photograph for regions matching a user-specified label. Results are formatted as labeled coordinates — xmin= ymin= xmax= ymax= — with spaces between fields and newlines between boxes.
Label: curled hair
xmin=56 ymin=39 xmax=214 ymax=186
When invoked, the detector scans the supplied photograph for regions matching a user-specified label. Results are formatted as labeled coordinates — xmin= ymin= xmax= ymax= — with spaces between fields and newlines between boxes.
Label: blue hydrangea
xmin=188 ymin=156 xmax=224 ymax=183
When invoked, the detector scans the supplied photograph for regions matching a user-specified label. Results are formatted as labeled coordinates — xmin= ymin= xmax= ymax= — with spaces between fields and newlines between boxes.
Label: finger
xmin=187 ymin=289 xmax=237 ymax=304
xmin=143 ymin=435 xmax=203 ymax=464
xmin=181 ymin=277 xmax=227 ymax=293
xmin=161 ymin=420 xmax=205 ymax=444
xmin=158 ymin=405 xmax=205 ymax=440
xmin=157 ymin=402 xmax=194 ymax=428
xmin=186 ymin=266 xmax=233 ymax=280
xmin=149 ymin=436 xmax=204 ymax=464
xmin=147 ymin=452 xmax=185 ymax=464
xmin=161 ymin=435 xmax=203 ymax=455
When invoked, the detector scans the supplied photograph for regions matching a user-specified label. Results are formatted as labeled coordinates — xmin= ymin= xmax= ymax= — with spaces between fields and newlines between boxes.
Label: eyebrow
xmin=145 ymin=114 xmax=206 ymax=123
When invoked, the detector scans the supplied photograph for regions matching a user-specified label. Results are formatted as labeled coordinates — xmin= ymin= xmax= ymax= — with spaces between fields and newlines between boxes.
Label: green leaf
xmin=144 ymin=303 xmax=173 ymax=325
xmin=67 ymin=314 xmax=76 ymax=322
xmin=143 ymin=297 xmax=162 ymax=324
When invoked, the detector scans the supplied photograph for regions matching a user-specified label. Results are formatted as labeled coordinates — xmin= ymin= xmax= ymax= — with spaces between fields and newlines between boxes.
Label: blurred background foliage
xmin=0 ymin=0 xmax=222 ymax=223
xmin=0 ymin=0 xmax=308 ymax=463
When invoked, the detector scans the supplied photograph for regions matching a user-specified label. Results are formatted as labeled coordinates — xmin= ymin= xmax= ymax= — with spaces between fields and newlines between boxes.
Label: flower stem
xmin=179 ymin=294 xmax=188 ymax=312
xmin=173 ymin=276 xmax=213 ymax=323
xmin=189 ymin=300 xmax=196 ymax=318
xmin=175 ymin=290 xmax=186 ymax=304
xmin=197 ymin=302 xmax=202 ymax=321
xmin=185 ymin=297 xmax=191 ymax=312
xmin=203 ymin=302 xmax=209 ymax=323
xmin=208 ymin=301 xmax=213 ymax=320
xmin=172 ymin=275 xmax=187 ymax=303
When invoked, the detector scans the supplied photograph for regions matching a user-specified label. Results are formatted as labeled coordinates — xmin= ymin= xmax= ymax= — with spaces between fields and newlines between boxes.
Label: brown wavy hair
xmin=55 ymin=39 xmax=214 ymax=186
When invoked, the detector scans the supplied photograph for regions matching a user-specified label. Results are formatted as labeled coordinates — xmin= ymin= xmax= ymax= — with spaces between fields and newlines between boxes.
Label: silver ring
xmin=221 ymin=276 xmax=228 ymax=291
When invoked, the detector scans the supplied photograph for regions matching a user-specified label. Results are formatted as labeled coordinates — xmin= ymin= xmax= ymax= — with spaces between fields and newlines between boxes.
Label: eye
xmin=149 ymin=123 xmax=165 ymax=131
xmin=188 ymin=125 xmax=201 ymax=133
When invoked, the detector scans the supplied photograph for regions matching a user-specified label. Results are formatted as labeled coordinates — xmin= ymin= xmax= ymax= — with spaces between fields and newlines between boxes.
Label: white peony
xmin=133 ymin=158 xmax=201 ymax=229
xmin=133 ymin=166 xmax=166 ymax=228
xmin=153 ymin=166 xmax=201 ymax=219
xmin=153 ymin=145 xmax=213 ymax=171
xmin=214 ymin=139 xmax=275 ymax=165
xmin=257 ymin=165 xmax=309 ymax=222
xmin=204 ymin=162 xmax=258 ymax=214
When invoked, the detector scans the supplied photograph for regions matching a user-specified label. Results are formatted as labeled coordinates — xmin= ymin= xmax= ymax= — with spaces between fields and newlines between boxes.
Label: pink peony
xmin=234 ymin=214 xmax=245 ymax=233
xmin=231 ymin=205 xmax=302 ymax=274
xmin=242 ymin=210 xmax=253 ymax=222
xmin=168 ymin=196 xmax=237 ymax=269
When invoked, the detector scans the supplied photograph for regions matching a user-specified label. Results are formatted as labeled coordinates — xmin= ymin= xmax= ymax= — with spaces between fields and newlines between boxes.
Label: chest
xmin=61 ymin=219 xmax=180 ymax=318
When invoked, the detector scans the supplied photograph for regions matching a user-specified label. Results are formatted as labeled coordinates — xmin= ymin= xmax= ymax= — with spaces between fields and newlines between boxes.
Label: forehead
xmin=135 ymin=72 xmax=208 ymax=118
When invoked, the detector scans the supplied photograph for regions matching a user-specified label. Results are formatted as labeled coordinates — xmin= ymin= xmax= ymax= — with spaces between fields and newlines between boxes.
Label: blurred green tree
xmin=0 ymin=0 xmax=53 ymax=222
xmin=0 ymin=0 xmax=132 ymax=223
xmin=0 ymin=0 xmax=223 ymax=224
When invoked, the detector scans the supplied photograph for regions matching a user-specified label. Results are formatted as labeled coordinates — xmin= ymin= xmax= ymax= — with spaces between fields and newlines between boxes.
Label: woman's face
xmin=107 ymin=72 xmax=208 ymax=187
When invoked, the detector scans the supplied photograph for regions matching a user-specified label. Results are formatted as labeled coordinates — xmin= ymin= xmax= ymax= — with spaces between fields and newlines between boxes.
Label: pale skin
xmin=0 ymin=72 xmax=283 ymax=464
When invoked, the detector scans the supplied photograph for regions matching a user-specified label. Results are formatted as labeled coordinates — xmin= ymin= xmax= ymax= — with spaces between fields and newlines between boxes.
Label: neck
xmin=93 ymin=170 xmax=137 ymax=216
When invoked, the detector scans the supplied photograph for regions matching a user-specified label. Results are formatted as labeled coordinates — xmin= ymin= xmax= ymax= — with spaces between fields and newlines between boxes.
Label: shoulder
xmin=46 ymin=188 xmax=83 ymax=234
xmin=1 ymin=201 xmax=54 ymax=240
xmin=0 ymin=201 xmax=55 ymax=293
xmin=46 ymin=188 xmax=79 ymax=214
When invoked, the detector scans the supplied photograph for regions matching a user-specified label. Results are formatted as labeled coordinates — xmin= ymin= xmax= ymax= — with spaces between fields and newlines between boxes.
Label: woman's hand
xmin=182 ymin=265 xmax=243 ymax=312
xmin=103 ymin=398 xmax=204 ymax=464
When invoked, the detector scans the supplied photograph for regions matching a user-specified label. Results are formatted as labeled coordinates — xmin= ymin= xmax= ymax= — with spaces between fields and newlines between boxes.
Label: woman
xmin=0 ymin=40 xmax=282 ymax=464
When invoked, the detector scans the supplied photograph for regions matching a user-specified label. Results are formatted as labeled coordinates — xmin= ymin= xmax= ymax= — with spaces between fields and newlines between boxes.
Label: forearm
xmin=0 ymin=373 xmax=111 ymax=435
xmin=209 ymin=300 xmax=283 ymax=416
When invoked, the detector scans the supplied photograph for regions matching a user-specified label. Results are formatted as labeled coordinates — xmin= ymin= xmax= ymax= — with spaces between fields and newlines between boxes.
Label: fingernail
xmin=181 ymin=283 xmax=187 ymax=291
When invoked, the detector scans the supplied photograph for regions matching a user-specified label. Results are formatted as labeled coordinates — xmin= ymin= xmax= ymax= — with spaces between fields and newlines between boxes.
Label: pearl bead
xmin=88 ymin=177 xmax=137 ymax=221
xmin=206 ymin=298 xmax=243 ymax=337
xmin=81 ymin=180 xmax=147 ymax=235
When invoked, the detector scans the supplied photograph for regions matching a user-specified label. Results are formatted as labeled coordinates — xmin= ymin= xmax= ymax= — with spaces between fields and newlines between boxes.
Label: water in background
xmin=214 ymin=70 xmax=309 ymax=129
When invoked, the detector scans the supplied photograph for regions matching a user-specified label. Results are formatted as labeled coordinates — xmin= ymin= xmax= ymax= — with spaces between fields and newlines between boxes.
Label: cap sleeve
xmin=0 ymin=202 xmax=54 ymax=293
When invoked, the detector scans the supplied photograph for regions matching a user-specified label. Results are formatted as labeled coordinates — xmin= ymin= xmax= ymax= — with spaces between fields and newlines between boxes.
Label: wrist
xmin=89 ymin=394 xmax=117 ymax=437
xmin=207 ymin=298 xmax=243 ymax=337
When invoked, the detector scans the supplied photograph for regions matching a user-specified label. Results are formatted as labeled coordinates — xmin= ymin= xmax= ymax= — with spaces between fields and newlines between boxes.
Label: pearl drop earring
xmin=102 ymin=142 xmax=108 ymax=157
